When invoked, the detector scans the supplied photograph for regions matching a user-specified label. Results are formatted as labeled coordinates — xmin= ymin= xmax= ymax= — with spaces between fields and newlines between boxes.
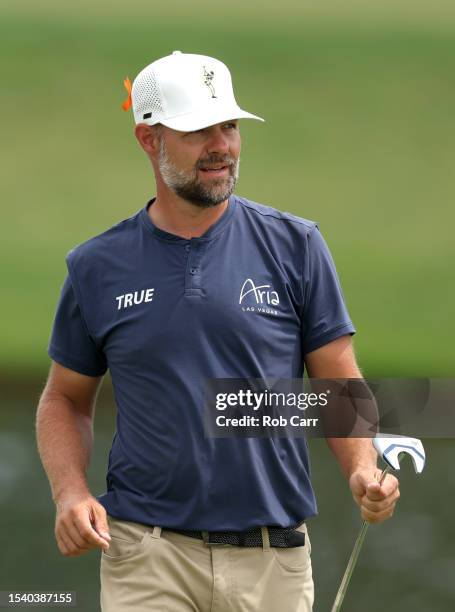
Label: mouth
xmin=199 ymin=165 xmax=230 ymax=177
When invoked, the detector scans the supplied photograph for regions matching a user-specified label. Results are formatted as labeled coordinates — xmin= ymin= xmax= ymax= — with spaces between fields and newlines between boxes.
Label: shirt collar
xmin=139 ymin=194 xmax=237 ymax=243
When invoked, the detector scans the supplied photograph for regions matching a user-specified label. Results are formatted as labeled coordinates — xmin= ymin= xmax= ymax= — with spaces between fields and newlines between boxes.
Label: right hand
xmin=55 ymin=491 xmax=111 ymax=557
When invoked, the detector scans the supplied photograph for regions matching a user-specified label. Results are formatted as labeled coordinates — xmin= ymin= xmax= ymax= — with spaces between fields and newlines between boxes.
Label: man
xmin=36 ymin=51 xmax=400 ymax=611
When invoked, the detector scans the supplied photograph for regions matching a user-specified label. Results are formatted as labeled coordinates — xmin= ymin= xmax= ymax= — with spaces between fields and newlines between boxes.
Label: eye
xmin=224 ymin=122 xmax=238 ymax=130
xmin=184 ymin=128 xmax=205 ymax=137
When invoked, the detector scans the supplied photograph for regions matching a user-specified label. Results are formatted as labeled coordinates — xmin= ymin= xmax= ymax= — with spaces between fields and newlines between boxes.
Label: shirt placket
xmin=184 ymin=239 xmax=205 ymax=297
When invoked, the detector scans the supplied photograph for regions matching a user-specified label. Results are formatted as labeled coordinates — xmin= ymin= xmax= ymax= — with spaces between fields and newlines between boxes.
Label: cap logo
xmin=203 ymin=66 xmax=217 ymax=98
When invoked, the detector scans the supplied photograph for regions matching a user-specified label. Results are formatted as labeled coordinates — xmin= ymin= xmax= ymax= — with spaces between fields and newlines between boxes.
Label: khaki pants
xmin=100 ymin=514 xmax=314 ymax=612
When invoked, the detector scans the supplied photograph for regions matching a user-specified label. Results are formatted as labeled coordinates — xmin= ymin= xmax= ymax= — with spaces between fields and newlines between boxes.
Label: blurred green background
xmin=1 ymin=1 xmax=454 ymax=610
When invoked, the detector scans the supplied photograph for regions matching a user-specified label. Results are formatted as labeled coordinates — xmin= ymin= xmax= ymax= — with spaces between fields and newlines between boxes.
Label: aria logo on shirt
xmin=116 ymin=288 xmax=154 ymax=310
xmin=239 ymin=278 xmax=279 ymax=316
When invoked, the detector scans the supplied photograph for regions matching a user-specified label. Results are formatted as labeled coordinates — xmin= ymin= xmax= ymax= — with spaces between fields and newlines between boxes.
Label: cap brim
xmin=159 ymin=105 xmax=264 ymax=132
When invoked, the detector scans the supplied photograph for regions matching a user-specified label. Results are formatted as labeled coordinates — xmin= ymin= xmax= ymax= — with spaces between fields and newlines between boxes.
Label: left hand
xmin=349 ymin=468 xmax=400 ymax=524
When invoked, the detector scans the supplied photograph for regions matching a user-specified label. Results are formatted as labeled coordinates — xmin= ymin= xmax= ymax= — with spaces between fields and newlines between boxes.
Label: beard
xmin=157 ymin=137 xmax=240 ymax=208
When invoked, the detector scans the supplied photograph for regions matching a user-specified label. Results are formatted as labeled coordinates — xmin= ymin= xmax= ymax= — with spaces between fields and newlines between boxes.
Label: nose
xmin=205 ymin=126 xmax=229 ymax=155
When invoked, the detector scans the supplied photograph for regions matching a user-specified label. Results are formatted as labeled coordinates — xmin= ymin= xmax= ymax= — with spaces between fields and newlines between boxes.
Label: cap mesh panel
xmin=133 ymin=70 xmax=164 ymax=121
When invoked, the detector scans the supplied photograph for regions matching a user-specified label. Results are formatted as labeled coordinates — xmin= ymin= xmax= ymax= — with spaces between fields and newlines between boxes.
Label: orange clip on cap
xmin=121 ymin=77 xmax=132 ymax=111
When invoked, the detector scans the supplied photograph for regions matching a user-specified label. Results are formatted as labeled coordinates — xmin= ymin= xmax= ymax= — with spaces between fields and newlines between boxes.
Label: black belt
xmin=167 ymin=522 xmax=306 ymax=548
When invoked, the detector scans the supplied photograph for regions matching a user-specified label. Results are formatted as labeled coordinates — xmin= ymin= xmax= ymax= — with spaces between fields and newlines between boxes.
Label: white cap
xmin=130 ymin=50 xmax=264 ymax=131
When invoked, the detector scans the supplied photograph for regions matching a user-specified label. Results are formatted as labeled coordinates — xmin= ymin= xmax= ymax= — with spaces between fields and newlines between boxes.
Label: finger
xmin=349 ymin=474 xmax=368 ymax=498
xmin=91 ymin=504 xmax=111 ymax=543
xmin=55 ymin=533 xmax=69 ymax=556
xmin=62 ymin=523 xmax=91 ymax=555
xmin=381 ymin=474 xmax=400 ymax=496
xmin=368 ymin=477 xmax=399 ymax=501
xmin=362 ymin=488 xmax=400 ymax=512
xmin=352 ymin=493 xmax=363 ymax=507
xmin=362 ymin=503 xmax=396 ymax=524
xmin=56 ymin=515 xmax=91 ymax=553
xmin=365 ymin=481 xmax=388 ymax=501
xmin=57 ymin=530 xmax=82 ymax=557
xmin=73 ymin=515 xmax=110 ymax=550
xmin=66 ymin=520 xmax=96 ymax=551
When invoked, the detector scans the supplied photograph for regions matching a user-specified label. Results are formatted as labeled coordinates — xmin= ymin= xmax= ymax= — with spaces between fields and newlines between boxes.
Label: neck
xmin=148 ymin=188 xmax=229 ymax=239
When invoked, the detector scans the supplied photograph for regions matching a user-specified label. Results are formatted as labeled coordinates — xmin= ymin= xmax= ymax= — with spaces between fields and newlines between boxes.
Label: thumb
xmin=366 ymin=479 xmax=386 ymax=500
xmin=91 ymin=503 xmax=111 ymax=542
xmin=367 ymin=480 xmax=381 ymax=491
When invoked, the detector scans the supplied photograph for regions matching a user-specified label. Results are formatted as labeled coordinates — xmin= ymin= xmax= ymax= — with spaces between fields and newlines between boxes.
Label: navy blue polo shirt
xmin=48 ymin=195 xmax=356 ymax=530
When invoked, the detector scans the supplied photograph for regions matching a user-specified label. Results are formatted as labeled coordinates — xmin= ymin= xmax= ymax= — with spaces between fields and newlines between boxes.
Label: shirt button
xmin=185 ymin=244 xmax=191 ymax=252
xmin=190 ymin=268 xmax=198 ymax=275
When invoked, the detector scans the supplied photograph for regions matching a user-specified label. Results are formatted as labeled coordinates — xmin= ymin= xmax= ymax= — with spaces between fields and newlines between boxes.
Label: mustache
xmin=196 ymin=155 xmax=237 ymax=169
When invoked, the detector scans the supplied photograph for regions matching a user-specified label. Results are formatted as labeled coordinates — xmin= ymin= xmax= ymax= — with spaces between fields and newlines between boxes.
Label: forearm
xmin=36 ymin=391 xmax=94 ymax=503
xmin=326 ymin=438 xmax=377 ymax=480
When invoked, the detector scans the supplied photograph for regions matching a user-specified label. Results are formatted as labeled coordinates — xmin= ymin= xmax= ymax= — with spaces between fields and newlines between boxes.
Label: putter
xmin=331 ymin=434 xmax=426 ymax=612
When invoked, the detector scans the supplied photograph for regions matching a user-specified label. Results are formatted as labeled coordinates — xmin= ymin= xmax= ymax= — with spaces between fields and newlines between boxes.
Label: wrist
xmin=52 ymin=480 xmax=90 ymax=505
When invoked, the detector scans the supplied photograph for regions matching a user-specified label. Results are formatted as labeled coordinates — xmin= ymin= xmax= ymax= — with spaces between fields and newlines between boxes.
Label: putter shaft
xmin=331 ymin=465 xmax=391 ymax=612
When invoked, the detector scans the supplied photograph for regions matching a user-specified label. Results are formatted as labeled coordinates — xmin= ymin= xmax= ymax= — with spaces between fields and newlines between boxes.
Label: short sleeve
xmin=301 ymin=224 xmax=356 ymax=355
xmin=47 ymin=273 xmax=108 ymax=377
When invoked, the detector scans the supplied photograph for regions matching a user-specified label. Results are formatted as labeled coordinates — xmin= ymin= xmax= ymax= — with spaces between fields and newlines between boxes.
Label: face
xmin=156 ymin=121 xmax=241 ymax=208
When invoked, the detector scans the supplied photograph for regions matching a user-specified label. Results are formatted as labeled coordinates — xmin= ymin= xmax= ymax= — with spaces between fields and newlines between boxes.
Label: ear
xmin=135 ymin=124 xmax=162 ymax=157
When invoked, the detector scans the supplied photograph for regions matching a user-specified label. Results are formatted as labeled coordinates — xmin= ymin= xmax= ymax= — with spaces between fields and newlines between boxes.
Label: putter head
xmin=373 ymin=434 xmax=426 ymax=473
